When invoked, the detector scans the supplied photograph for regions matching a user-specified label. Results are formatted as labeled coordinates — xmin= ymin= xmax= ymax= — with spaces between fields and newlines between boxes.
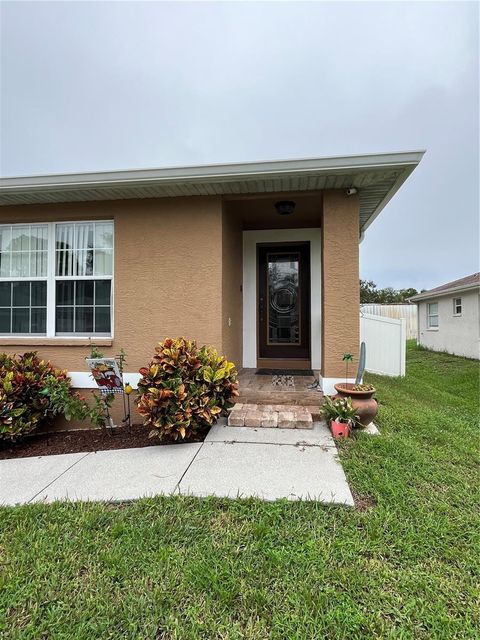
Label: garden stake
xmin=103 ymin=394 xmax=115 ymax=435
xmin=124 ymin=383 xmax=133 ymax=432
xmin=342 ymin=353 xmax=353 ymax=386
xmin=116 ymin=350 xmax=131 ymax=432
xmin=120 ymin=383 xmax=127 ymax=426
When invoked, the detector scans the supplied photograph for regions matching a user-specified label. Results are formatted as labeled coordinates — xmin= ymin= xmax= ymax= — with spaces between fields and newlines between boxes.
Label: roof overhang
xmin=410 ymin=282 xmax=479 ymax=302
xmin=0 ymin=150 xmax=425 ymax=233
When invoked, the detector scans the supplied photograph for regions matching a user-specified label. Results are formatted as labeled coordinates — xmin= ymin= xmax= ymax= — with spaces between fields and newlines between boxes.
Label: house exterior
xmin=410 ymin=273 xmax=480 ymax=359
xmin=0 ymin=151 xmax=424 ymax=415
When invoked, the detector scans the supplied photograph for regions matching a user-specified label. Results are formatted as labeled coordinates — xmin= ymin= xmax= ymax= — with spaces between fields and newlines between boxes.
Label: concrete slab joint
xmin=0 ymin=420 xmax=354 ymax=508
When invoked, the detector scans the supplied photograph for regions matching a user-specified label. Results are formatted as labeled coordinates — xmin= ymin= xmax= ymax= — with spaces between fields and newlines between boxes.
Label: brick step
xmin=228 ymin=403 xmax=321 ymax=430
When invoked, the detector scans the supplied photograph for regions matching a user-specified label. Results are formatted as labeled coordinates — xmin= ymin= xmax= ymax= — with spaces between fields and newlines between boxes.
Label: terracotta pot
xmin=334 ymin=383 xmax=378 ymax=428
xmin=330 ymin=419 xmax=351 ymax=439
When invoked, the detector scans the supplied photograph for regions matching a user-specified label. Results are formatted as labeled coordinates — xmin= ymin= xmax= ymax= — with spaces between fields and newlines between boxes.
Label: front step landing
xmin=228 ymin=403 xmax=314 ymax=429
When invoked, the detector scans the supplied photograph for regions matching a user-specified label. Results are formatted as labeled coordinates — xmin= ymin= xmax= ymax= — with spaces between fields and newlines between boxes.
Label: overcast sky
xmin=1 ymin=1 xmax=478 ymax=290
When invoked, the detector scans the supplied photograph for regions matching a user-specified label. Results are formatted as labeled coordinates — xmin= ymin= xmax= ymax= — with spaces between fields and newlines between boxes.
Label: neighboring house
xmin=360 ymin=303 xmax=418 ymax=339
xmin=410 ymin=273 xmax=480 ymax=360
xmin=0 ymin=151 xmax=423 ymax=396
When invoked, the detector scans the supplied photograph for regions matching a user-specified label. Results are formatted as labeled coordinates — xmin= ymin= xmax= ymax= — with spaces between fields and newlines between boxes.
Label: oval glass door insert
xmin=267 ymin=252 xmax=300 ymax=345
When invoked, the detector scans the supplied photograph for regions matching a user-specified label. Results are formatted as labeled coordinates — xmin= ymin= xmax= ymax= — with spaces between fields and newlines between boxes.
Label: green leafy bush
xmin=136 ymin=337 xmax=238 ymax=441
xmin=39 ymin=374 xmax=114 ymax=430
xmin=0 ymin=352 xmax=73 ymax=442
xmin=320 ymin=396 xmax=358 ymax=426
xmin=0 ymin=351 xmax=116 ymax=442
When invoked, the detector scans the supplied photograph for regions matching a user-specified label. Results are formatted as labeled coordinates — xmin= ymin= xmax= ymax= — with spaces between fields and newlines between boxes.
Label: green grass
xmin=1 ymin=342 xmax=479 ymax=639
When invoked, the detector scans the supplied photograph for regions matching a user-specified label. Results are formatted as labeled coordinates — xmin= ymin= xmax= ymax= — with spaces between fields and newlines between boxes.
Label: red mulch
xmin=0 ymin=424 xmax=206 ymax=460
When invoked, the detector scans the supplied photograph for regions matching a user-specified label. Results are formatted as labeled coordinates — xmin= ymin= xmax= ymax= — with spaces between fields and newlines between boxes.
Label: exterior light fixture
xmin=274 ymin=200 xmax=296 ymax=215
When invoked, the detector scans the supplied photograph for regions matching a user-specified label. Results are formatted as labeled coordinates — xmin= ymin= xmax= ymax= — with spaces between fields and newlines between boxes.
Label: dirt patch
xmin=352 ymin=490 xmax=377 ymax=511
xmin=0 ymin=424 xmax=206 ymax=460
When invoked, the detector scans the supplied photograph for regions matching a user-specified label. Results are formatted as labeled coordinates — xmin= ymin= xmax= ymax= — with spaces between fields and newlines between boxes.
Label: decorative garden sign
xmin=86 ymin=358 xmax=124 ymax=394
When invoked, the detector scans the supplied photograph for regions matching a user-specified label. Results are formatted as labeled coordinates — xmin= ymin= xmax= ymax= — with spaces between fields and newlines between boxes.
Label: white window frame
xmin=427 ymin=302 xmax=439 ymax=330
xmin=0 ymin=220 xmax=114 ymax=339
xmin=453 ymin=297 xmax=462 ymax=316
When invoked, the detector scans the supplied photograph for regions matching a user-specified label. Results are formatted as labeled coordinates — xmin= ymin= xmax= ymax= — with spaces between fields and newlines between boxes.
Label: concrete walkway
xmin=0 ymin=420 xmax=354 ymax=507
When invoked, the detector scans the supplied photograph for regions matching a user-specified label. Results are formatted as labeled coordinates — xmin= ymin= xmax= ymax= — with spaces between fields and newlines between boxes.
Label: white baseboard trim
xmin=68 ymin=371 xmax=141 ymax=389
xmin=70 ymin=372 xmax=358 ymax=395
xmin=320 ymin=377 xmax=356 ymax=395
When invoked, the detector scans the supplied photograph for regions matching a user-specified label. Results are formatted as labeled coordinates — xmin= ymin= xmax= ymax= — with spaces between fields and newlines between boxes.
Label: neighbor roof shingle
xmin=411 ymin=273 xmax=480 ymax=301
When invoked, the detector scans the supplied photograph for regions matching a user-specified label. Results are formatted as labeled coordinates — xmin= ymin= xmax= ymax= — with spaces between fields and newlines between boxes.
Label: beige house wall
xmin=321 ymin=190 xmax=360 ymax=379
xmin=0 ymin=196 xmax=225 ymax=427
xmin=1 ymin=190 xmax=361 ymax=425
xmin=221 ymin=206 xmax=243 ymax=365
xmin=0 ymin=196 xmax=224 ymax=368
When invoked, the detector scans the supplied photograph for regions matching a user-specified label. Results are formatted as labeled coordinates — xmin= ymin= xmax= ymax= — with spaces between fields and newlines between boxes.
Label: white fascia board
xmin=0 ymin=150 xmax=425 ymax=192
xmin=410 ymin=283 xmax=480 ymax=302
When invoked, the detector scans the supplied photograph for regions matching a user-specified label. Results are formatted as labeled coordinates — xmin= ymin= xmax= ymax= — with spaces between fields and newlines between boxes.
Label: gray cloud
xmin=1 ymin=0 xmax=478 ymax=289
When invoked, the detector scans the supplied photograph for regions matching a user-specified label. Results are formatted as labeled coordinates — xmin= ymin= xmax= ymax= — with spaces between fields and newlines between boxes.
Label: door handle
xmin=259 ymin=297 xmax=264 ymax=321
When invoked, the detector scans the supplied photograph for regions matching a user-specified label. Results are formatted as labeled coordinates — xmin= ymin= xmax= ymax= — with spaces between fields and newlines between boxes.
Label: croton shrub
xmin=0 ymin=352 xmax=73 ymax=442
xmin=0 ymin=351 xmax=116 ymax=442
xmin=136 ymin=337 xmax=238 ymax=441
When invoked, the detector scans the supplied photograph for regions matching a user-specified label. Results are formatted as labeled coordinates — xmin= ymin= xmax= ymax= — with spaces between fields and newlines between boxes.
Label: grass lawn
xmin=0 ymin=343 xmax=479 ymax=639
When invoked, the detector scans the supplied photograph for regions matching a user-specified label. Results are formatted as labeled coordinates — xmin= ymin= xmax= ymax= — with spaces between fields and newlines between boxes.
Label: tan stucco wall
xmin=221 ymin=205 xmax=243 ymax=365
xmin=1 ymin=190 xmax=361 ymax=425
xmin=0 ymin=197 xmax=223 ymax=371
xmin=321 ymin=190 xmax=360 ymax=378
xmin=0 ymin=196 xmax=226 ymax=427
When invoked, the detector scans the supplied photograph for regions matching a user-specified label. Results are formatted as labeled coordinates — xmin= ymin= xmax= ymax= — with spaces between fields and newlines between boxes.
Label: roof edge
xmin=0 ymin=150 xmax=425 ymax=191
xmin=410 ymin=282 xmax=480 ymax=302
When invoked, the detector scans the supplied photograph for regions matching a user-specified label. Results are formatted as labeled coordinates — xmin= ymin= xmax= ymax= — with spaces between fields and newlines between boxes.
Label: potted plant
xmin=334 ymin=353 xmax=378 ymax=428
xmin=334 ymin=381 xmax=378 ymax=429
xmin=320 ymin=396 xmax=358 ymax=439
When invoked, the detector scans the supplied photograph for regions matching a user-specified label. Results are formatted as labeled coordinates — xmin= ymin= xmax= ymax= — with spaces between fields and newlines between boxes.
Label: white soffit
xmin=0 ymin=150 xmax=425 ymax=232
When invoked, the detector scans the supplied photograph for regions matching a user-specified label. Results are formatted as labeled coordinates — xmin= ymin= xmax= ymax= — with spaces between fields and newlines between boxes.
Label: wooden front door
xmin=257 ymin=243 xmax=310 ymax=365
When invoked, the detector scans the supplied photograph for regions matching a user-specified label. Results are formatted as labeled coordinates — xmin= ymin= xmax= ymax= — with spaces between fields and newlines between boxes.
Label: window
xmin=0 ymin=224 xmax=48 ymax=334
xmin=0 ymin=221 xmax=113 ymax=337
xmin=453 ymin=298 xmax=462 ymax=316
xmin=0 ymin=282 xmax=47 ymax=334
xmin=427 ymin=302 xmax=438 ymax=329
xmin=55 ymin=222 xmax=113 ymax=335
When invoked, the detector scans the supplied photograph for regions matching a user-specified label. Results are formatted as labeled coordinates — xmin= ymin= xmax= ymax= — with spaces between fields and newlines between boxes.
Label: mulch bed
xmin=0 ymin=424 xmax=206 ymax=460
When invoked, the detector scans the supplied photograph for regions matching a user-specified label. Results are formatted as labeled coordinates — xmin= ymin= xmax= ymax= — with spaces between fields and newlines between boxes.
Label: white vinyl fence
xmin=360 ymin=313 xmax=406 ymax=377
xmin=360 ymin=304 xmax=418 ymax=339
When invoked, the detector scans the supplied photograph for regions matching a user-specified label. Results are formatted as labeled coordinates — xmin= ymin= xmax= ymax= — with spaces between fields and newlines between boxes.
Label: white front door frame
xmin=242 ymin=228 xmax=322 ymax=370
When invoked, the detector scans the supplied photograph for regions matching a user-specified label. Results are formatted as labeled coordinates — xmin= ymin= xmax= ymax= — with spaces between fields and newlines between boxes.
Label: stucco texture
xmin=0 ymin=197 xmax=223 ymax=370
xmin=417 ymin=290 xmax=480 ymax=359
xmin=1 ymin=190 xmax=361 ymax=426
xmin=0 ymin=197 xmax=225 ymax=426
xmin=221 ymin=206 xmax=243 ymax=365
xmin=321 ymin=190 xmax=360 ymax=378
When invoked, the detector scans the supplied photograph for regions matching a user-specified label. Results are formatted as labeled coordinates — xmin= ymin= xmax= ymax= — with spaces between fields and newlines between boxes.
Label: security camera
xmin=346 ymin=187 xmax=358 ymax=196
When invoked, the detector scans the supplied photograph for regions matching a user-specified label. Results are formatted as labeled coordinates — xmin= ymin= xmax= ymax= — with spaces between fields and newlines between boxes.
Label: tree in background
xmin=360 ymin=280 xmax=419 ymax=303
